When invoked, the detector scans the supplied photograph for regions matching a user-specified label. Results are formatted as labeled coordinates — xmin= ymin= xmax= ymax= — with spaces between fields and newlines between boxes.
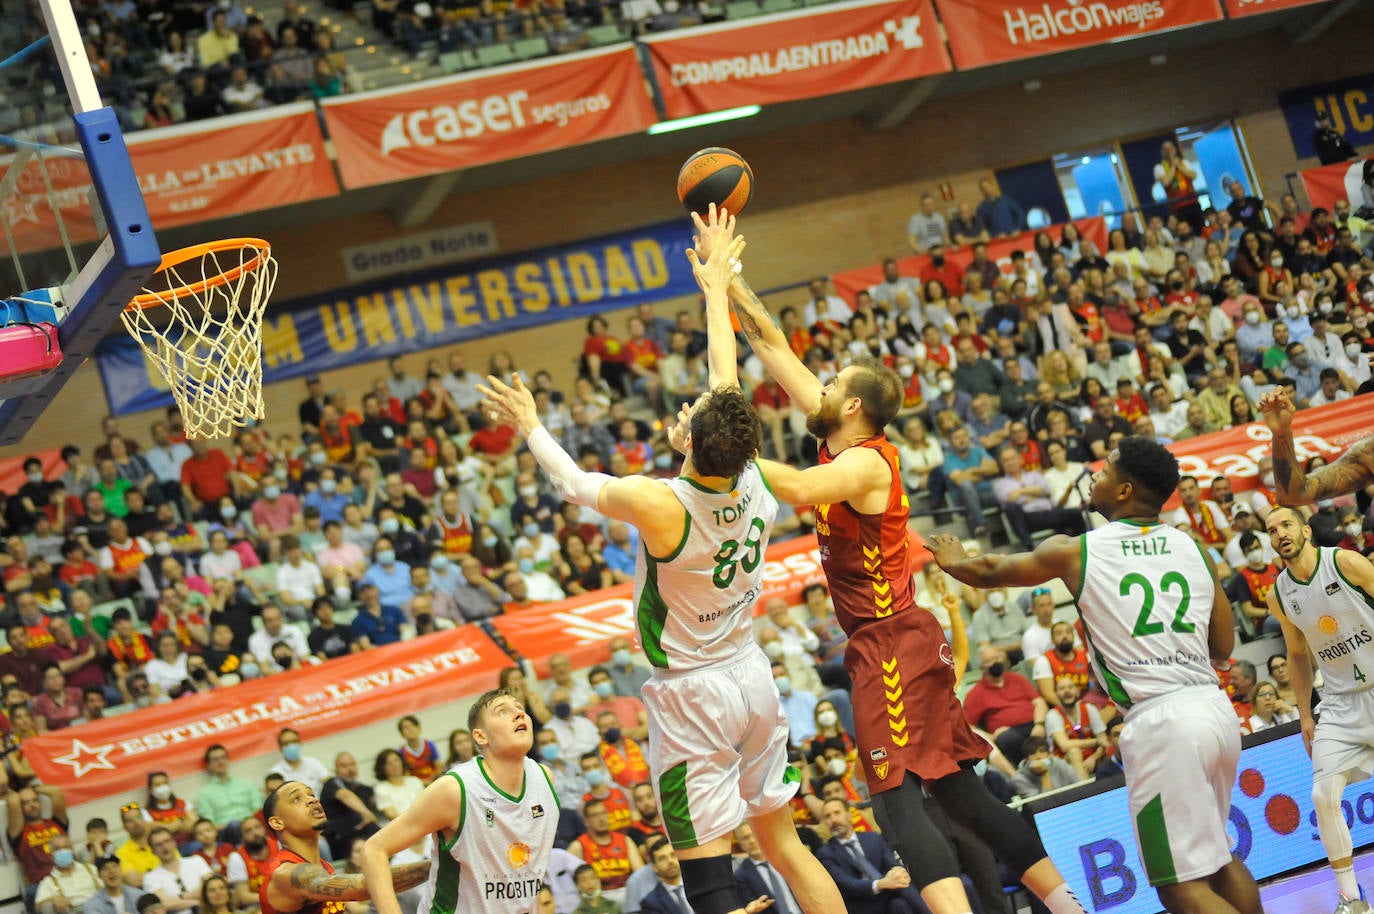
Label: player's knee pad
xmin=680 ymin=853 xmax=741 ymax=914
xmin=1313 ymin=773 xmax=1354 ymax=862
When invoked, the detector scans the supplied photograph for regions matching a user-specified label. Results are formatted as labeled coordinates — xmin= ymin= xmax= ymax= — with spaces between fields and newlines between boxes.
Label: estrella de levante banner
xmin=935 ymin=0 xmax=1223 ymax=70
xmin=640 ymin=0 xmax=949 ymax=120
xmin=25 ymin=626 xmax=510 ymax=805
xmin=2 ymin=104 xmax=338 ymax=254
xmin=321 ymin=45 xmax=655 ymax=190
xmin=94 ymin=218 xmax=698 ymax=415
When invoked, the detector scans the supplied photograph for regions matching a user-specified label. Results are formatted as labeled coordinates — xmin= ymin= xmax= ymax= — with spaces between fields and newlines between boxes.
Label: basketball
xmin=676 ymin=147 xmax=753 ymax=217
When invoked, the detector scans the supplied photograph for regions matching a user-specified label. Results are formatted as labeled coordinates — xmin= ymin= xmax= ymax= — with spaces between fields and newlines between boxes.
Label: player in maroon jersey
xmin=259 ymin=782 xmax=428 ymax=914
xmin=693 ymin=207 xmax=1087 ymax=914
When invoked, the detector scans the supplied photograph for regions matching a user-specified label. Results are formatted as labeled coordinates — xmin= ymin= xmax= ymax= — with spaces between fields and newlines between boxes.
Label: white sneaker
xmin=1334 ymin=893 xmax=1372 ymax=914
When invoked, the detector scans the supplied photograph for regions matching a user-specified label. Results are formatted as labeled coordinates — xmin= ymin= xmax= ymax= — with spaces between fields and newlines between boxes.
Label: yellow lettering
xmin=546 ymin=259 xmax=570 ymax=307
xmin=603 ymin=246 xmax=639 ymax=296
xmin=409 ymin=283 xmax=447 ymax=335
xmin=261 ymin=312 xmax=304 ymax=367
xmin=389 ymin=289 xmax=417 ymax=339
xmin=320 ymin=302 xmax=358 ymax=353
xmin=1325 ymin=95 xmax=1347 ymax=133
xmin=632 ymin=240 xmax=669 ymax=290
xmin=477 ymin=270 xmax=515 ymax=321
xmin=357 ymin=294 xmax=398 ymax=347
xmin=1345 ymin=89 xmax=1373 ymax=133
xmin=514 ymin=264 xmax=549 ymax=313
xmin=446 ymin=276 xmax=480 ymax=327
xmin=566 ymin=252 xmax=603 ymax=302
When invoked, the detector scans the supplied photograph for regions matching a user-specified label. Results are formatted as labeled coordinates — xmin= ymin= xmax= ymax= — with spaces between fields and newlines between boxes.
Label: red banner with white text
xmin=641 ymin=0 xmax=950 ymax=120
xmin=493 ymin=531 xmax=928 ymax=676
xmin=935 ymin=0 xmax=1224 ymax=69
xmin=3 ymin=105 xmax=337 ymax=254
xmin=1225 ymin=0 xmax=1331 ymax=15
xmin=1299 ymin=156 xmax=1370 ymax=213
xmin=322 ymin=46 xmax=655 ymax=190
xmin=1157 ymin=395 xmax=1371 ymax=508
xmin=25 ymin=626 xmax=510 ymax=804
xmin=831 ymin=216 xmax=1109 ymax=304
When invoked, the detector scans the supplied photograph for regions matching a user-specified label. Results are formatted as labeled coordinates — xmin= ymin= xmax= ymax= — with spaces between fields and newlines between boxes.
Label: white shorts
xmin=1118 ymin=686 xmax=1240 ymax=887
xmin=1312 ymin=688 xmax=1374 ymax=782
xmin=642 ymin=650 xmax=794 ymax=849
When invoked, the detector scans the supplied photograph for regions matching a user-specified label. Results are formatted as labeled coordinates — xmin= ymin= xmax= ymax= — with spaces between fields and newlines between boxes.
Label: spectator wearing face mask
xmin=266 ymin=728 xmax=329 ymax=794
xmin=604 ymin=637 xmax=650 ymax=697
xmin=969 ymin=586 xmax=1027 ymax=666
xmin=585 ymin=668 xmax=649 ymax=742
xmin=772 ymin=661 xmax=818 ymax=747
xmin=1009 ymin=737 xmax=1082 ymax=798
xmin=577 ymin=753 xmax=635 ymax=831
xmin=547 ymin=687 xmax=601 ymax=759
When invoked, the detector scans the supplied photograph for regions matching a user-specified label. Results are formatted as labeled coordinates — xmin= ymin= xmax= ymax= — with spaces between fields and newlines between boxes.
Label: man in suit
xmin=735 ymin=823 xmax=805 ymax=914
xmin=639 ymin=836 xmax=694 ymax=914
xmin=816 ymin=799 xmax=929 ymax=914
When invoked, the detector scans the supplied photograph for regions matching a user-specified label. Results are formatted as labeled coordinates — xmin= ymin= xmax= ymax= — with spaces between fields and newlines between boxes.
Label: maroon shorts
xmin=845 ymin=608 xmax=988 ymax=793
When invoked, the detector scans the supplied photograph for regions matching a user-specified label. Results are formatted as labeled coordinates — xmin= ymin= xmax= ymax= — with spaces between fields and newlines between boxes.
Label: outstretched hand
xmin=925 ymin=533 xmax=969 ymax=569
xmin=476 ymin=374 xmax=539 ymax=436
xmin=686 ymin=230 xmax=746 ymax=300
xmin=1256 ymin=388 xmax=1295 ymax=435
xmin=692 ymin=202 xmax=736 ymax=261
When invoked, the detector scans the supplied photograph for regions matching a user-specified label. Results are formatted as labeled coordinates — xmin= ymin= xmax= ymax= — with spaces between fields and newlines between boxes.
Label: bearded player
xmin=695 ymin=213 xmax=1087 ymax=914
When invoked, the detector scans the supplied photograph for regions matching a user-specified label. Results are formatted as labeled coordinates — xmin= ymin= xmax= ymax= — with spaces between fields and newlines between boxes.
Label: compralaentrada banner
xmin=94 ymin=218 xmax=697 ymax=416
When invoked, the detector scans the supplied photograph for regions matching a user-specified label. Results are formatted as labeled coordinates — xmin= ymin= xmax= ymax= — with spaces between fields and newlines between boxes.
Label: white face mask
xmin=826 ymin=758 xmax=848 ymax=777
xmin=1346 ymin=522 xmax=1364 ymax=537
xmin=1262 ymin=471 xmax=1275 ymax=488
xmin=1243 ymin=310 xmax=1260 ymax=325
xmin=1028 ymin=758 xmax=1050 ymax=774
xmin=1347 ymin=343 xmax=1363 ymax=360
xmin=986 ymin=591 xmax=1006 ymax=609
xmin=762 ymin=640 xmax=784 ymax=660
xmin=817 ymin=710 xmax=838 ymax=728
xmin=151 ymin=784 xmax=172 ymax=801
xmin=1245 ymin=549 xmax=1264 ymax=566
xmin=938 ymin=378 xmax=955 ymax=394
xmin=1274 ymin=305 xmax=1289 ymax=319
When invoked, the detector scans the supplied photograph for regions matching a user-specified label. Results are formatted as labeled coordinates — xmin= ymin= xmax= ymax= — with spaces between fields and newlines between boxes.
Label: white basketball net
xmin=120 ymin=241 xmax=277 ymax=440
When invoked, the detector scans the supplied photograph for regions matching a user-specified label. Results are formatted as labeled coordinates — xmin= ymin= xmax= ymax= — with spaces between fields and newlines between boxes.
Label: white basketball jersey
xmin=633 ymin=461 xmax=778 ymax=672
xmin=417 ymin=756 xmax=559 ymax=914
xmin=1274 ymin=546 xmax=1374 ymax=696
xmin=1075 ymin=520 xmax=1219 ymax=712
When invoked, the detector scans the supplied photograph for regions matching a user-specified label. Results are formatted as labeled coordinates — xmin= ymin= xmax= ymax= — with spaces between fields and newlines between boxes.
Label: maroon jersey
xmin=815 ymin=436 xmax=916 ymax=630
xmin=817 ymin=435 xmax=987 ymax=792
xmin=260 ymin=849 xmax=348 ymax=914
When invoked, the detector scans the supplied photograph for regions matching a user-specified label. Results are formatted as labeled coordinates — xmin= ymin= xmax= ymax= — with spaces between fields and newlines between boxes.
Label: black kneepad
xmin=680 ymin=854 xmax=741 ymax=914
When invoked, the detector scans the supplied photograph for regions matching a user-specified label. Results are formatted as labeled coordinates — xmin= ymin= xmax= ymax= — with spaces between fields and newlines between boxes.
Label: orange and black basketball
xmin=676 ymin=147 xmax=753 ymax=217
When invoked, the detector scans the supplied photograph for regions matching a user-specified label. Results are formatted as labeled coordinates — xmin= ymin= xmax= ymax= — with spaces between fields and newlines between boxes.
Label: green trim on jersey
xmin=1286 ymin=552 xmax=1320 ymax=587
xmin=681 ymin=475 xmax=737 ymax=495
xmin=1079 ymin=617 xmax=1132 ymax=709
xmin=437 ymin=770 xmax=467 ymax=853
xmin=1136 ymin=794 xmax=1178 ymax=886
xmin=636 ymin=556 xmax=671 ymax=669
xmin=646 ymin=511 xmax=691 ymax=563
xmin=537 ymin=762 xmax=561 ymax=811
xmin=428 ymin=854 xmax=463 ymax=914
xmin=755 ymin=461 xmax=776 ymax=498
xmin=477 ymin=757 xmax=526 ymax=803
xmin=1073 ymin=535 xmax=1088 ymax=603
xmin=1189 ymin=537 xmax=1214 ymax=574
xmin=659 ymin=761 xmax=699 ymax=849
xmin=1331 ymin=550 xmax=1374 ymax=612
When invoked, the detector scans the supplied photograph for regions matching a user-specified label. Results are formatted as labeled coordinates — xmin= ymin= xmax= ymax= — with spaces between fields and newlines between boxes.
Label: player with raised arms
xmin=260 ymin=782 xmax=428 ymax=914
xmin=927 ymin=437 xmax=1262 ymax=914
xmin=697 ymin=213 xmax=1087 ymax=914
xmin=477 ymin=207 xmax=841 ymax=914
xmin=1265 ymin=505 xmax=1374 ymax=914
xmin=1260 ymin=388 xmax=1374 ymax=504
xmin=361 ymin=687 xmax=559 ymax=914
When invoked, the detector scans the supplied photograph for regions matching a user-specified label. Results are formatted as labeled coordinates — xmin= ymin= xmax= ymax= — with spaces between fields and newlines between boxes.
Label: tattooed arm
xmin=691 ymin=220 xmax=823 ymax=413
xmin=270 ymin=860 xmax=429 ymax=909
xmin=1260 ymin=388 xmax=1374 ymax=504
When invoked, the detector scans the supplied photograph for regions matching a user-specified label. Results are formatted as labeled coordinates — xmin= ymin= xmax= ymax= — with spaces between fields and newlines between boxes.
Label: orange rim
xmin=127 ymin=238 xmax=273 ymax=311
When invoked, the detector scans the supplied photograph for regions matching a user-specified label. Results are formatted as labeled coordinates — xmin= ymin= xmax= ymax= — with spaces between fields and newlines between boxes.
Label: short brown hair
xmin=843 ymin=357 xmax=902 ymax=433
xmin=467 ymin=687 xmax=522 ymax=733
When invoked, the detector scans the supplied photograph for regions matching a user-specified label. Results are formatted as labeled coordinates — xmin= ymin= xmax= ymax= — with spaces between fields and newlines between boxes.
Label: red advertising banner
xmin=1225 ymin=0 xmax=1330 ymax=15
xmin=26 ymin=626 xmax=510 ymax=804
xmin=322 ymin=46 xmax=656 ymax=190
xmin=3 ymin=105 xmax=338 ymax=254
xmin=493 ymin=531 xmax=926 ymax=676
xmin=935 ymin=0 xmax=1224 ymax=69
xmin=830 ymin=216 xmax=1109 ymax=303
xmin=641 ymin=0 xmax=950 ymax=120
xmin=1158 ymin=395 xmax=1369 ymax=508
xmin=1299 ymin=156 xmax=1370 ymax=213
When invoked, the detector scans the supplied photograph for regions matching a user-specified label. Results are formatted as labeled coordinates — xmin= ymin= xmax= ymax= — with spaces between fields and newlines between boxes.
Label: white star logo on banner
xmin=53 ymin=739 xmax=118 ymax=778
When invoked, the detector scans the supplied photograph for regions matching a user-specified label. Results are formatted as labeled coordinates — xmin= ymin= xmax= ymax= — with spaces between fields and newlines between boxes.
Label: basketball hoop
xmin=121 ymin=238 xmax=277 ymax=440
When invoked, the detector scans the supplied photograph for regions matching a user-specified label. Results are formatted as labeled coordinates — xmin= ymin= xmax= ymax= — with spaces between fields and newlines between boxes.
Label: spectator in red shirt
xmin=1113 ymin=378 xmax=1149 ymax=424
xmin=0 ymin=622 xmax=51 ymax=693
xmin=150 ymin=586 xmax=210 ymax=654
xmin=622 ymin=316 xmax=664 ymax=409
xmin=963 ymin=646 xmax=1048 ymax=766
xmin=44 ymin=612 xmax=109 ymax=698
xmin=467 ymin=413 xmax=517 ymax=476
xmin=582 ymin=315 xmax=629 ymax=396
xmin=919 ymin=242 xmax=965 ymax=295
xmin=6 ymin=784 xmax=67 ymax=887
xmin=180 ymin=440 xmax=234 ymax=521
xmin=106 ymin=607 xmax=154 ymax=683
xmin=751 ymin=377 xmax=794 ymax=461
xmin=32 ymin=664 xmax=83 ymax=731
xmin=249 ymin=479 xmax=303 ymax=563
